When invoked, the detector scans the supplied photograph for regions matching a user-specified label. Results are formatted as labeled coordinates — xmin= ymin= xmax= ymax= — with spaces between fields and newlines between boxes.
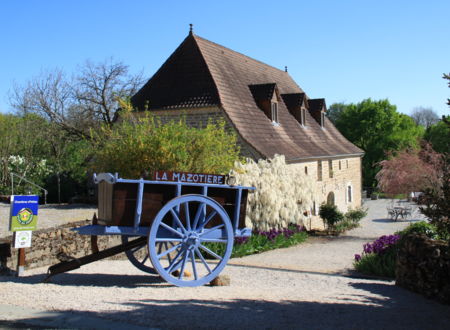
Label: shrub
xmin=319 ymin=204 xmax=344 ymax=228
xmin=231 ymin=155 xmax=315 ymax=231
xmin=353 ymin=234 xmax=401 ymax=278
xmin=90 ymin=112 xmax=241 ymax=178
xmin=204 ymin=224 xmax=308 ymax=258
xmin=345 ymin=207 xmax=368 ymax=223
xmin=396 ymin=221 xmax=439 ymax=240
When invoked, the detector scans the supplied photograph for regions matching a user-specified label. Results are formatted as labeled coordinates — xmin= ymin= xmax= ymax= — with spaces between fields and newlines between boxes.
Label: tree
xmin=444 ymin=73 xmax=450 ymax=107
xmin=326 ymin=103 xmax=346 ymax=124
xmin=10 ymin=58 xmax=144 ymax=139
xmin=410 ymin=107 xmax=440 ymax=128
xmin=332 ymin=99 xmax=424 ymax=187
xmin=376 ymin=144 xmax=441 ymax=197
xmin=424 ymin=116 xmax=450 ymax=153
xmin=89 ymin=108 xmax=241 ymax=178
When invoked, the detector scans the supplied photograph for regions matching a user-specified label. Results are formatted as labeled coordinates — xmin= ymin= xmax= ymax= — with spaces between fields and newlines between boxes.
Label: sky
xmin=0 ymin=0 xmax=449 ymax=117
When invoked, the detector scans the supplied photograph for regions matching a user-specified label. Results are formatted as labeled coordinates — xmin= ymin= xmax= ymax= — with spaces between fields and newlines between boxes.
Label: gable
xmin=131 ymin=35 xmax=220 ymax=110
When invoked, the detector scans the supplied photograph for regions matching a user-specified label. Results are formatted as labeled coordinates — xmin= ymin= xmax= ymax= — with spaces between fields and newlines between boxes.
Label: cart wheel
xmin=121 ymin=236 xmax=157 ymax=274
xmin=148 ymin=194 xmax=234 ymax=287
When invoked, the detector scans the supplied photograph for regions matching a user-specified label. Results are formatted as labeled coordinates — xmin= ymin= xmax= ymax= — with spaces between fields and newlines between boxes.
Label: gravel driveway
xmin=1 ymin=199 xmax=449 ymax=329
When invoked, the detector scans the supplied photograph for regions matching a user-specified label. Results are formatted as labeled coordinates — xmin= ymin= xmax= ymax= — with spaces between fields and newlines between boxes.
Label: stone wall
xmin=0 ymin=220 xmax=125 ymax=272
xmin=396 ymin=234 xmax=450 ymax=304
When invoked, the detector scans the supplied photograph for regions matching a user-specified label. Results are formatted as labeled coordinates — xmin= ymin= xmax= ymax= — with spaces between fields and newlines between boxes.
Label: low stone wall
xmin=0 ymin=220 xmax=126 ymax=272
xmin=396 ymin=234 xmax=450 ymax=304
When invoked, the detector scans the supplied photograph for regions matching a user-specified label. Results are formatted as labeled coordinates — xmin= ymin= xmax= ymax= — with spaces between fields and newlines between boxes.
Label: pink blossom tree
xmin=376 ymin=143 xmax=441 ymax=197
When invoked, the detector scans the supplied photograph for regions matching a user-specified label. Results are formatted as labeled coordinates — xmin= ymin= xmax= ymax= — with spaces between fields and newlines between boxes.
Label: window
xmin=346 ymin=160 xmax=349 ymax=168
xmin=347 ymin=185 xmax=353 ymax=203
xmin=305 ymin=166 xmax=308 ymax=175
xmin=271 ymin=102 xmax=278 ymax=124
xmin=317 ymin=160 xmax=322 ymax=181
xmin=339 ymin=161 xmax=341 ymax=170
xmin=301 ymin=108 xmax=306 ymax=126
xmin=328 ymin=160 xmax=333 ymax=178
xmin=321 ymin=112 xmax=325 ymax=127
xmin=312 ymin=201 xmax=317 ymax=216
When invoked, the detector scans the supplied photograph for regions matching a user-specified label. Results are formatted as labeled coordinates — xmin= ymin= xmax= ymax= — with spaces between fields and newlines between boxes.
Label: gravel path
xmin=1 ymin=199 xmax=449 ymax=329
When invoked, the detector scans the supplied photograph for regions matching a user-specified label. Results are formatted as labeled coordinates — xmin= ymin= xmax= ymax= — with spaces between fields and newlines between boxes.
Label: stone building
xmin=131 ymin=29 xmax=364 ymax=219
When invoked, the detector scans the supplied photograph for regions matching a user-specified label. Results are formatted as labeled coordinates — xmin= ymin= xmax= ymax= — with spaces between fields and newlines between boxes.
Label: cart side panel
xmin=207 ymin=188 xmax=249 ymax=229
xmin=98 ymin=182 xmax=177 ymax=226
xmin=98 ymin=181 xmax=113 ymax=225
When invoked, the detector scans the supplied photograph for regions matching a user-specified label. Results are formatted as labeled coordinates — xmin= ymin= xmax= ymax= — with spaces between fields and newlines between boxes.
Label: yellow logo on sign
xmin=17 ymin=208 xmax=33 ymax=225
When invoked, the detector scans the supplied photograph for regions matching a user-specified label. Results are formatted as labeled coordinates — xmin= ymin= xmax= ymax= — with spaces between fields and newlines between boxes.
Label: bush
xmin=345 ymin=207 xmax=368 ymax=223
xmin=204 ymin=225 xmax=308 ymax=258
xmin=353 ymin=234 xmax=401 ymax=278
xmin=354 ymin=222 xmax=439 ymax=278
xmin=396 ymin=221 xmax=439 ymax=240
xmin=319 ymin=204 xmax=344 ymax=228
xmin=90 ymin=112 xmax=241 ymax=178
xmin=231 ymin=155 xmax=315 ymax=231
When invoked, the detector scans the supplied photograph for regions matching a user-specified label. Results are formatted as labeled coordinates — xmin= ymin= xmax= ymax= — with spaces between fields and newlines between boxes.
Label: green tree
xmin=90 ymin=110 xmax=241 ymax=178
xmin=424 ymin=116 xmax=450 ymax=153
xmin=332 ymin=99 xmax=424 ymax=187
xmin=326 ymin=103 xmax=346 ymax=124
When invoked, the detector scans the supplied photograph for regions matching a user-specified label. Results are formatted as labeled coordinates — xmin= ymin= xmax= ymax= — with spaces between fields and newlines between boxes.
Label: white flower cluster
xmin=231 ymin=155 xmax=315 ymax=231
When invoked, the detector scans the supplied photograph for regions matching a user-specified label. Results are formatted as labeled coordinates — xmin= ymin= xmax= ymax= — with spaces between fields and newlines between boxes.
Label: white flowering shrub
xmin=230 ymin=155 xmax=315 ymax=231
xmin=0 ymin=155 xmax=52 ymax=195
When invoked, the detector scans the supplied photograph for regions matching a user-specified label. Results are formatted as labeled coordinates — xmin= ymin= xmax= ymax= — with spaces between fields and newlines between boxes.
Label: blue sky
xmin=1 ymin=0 xmax=449 ymax=117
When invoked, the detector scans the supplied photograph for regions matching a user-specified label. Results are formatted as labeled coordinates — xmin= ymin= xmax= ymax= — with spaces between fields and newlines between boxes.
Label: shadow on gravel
xmin=9 ymin=293 xmax=450 ymax=330
xmin=0 ymin=273 xmax=171 ymax=288
xmin=371 ymin=218 xmax=421 ymax=224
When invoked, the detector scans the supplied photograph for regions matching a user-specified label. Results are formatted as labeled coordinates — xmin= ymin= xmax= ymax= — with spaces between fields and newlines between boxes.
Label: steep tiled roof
xmin=131 ymin=33 xmax=363 ymax=161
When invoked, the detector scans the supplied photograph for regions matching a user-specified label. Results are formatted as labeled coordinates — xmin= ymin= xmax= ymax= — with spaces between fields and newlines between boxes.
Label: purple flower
xmin=354 ymin=254 xmax=361 ymax=262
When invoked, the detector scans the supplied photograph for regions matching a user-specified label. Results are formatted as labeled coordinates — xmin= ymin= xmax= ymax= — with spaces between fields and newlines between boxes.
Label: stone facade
xmin=396 ymin=234 xmax=450 ymax=305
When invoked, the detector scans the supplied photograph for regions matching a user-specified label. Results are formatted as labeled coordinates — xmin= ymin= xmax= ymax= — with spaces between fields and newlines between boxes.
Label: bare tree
xmin=73 ymin=58 xmax=144 ymax=128
xmin=410 ymin=107 xmax=440 ymax=128
xmin=10 ymin=58 xmax=145 ymax=139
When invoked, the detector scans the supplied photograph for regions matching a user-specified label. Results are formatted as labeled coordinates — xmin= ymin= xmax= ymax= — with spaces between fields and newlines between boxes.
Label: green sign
xmin=9 ymin=195 xmax=39 ymax=231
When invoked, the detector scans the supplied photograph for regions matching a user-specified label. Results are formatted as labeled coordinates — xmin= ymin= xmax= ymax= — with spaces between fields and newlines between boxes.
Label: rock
xmin=210 ymin=275 xmax=230 ymax=286
xmin=171 ymin=270 xmax=191 ymax=278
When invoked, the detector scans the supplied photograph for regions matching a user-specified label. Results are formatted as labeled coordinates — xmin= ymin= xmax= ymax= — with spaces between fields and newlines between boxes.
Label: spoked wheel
xmin=148 ymin=194 xmax=234 ymax=287
xmin=122 ymin=236 xmax=158 ymax=274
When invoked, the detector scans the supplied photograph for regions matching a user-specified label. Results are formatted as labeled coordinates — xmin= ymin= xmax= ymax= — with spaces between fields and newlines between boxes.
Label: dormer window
xmin=271 ymin=102 xmax=278 ymax=124
xmin=249 ymin=83 xmax=280 ymax=125
xmin=301 ymin=108 xmax=306 ymax=126
xmin=321 ymin=112 xmax=325 ymax=128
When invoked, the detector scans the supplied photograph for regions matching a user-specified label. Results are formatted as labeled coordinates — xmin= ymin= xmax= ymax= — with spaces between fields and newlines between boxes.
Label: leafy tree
xmin=90 ymin=108 xmax=241 ymax=178
xmin=410 ymin=107 xmax=440 ymax=128
xmin=332 ymin=99 xmax=424 ymax=187
xmin=424 ymin=116 xmax=450 ymax=153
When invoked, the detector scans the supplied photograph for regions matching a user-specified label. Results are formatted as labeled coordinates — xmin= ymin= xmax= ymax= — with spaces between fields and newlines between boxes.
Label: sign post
xmin=9 ymin=195 xmax=39 ymax=276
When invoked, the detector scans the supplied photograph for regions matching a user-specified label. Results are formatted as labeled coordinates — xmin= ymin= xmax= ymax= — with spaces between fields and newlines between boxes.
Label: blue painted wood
xmin=73 ymin=225 xmax=149 ymax=236
xmin=134 ymin=179 xmax=145 ymax=228
xmin=148 ymin=194 xmax=233 ymax=287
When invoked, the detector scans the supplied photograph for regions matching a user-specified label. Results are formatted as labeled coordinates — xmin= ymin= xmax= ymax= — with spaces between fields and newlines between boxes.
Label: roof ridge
xmin=192 ymin=34 xmax=289 ymax=75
